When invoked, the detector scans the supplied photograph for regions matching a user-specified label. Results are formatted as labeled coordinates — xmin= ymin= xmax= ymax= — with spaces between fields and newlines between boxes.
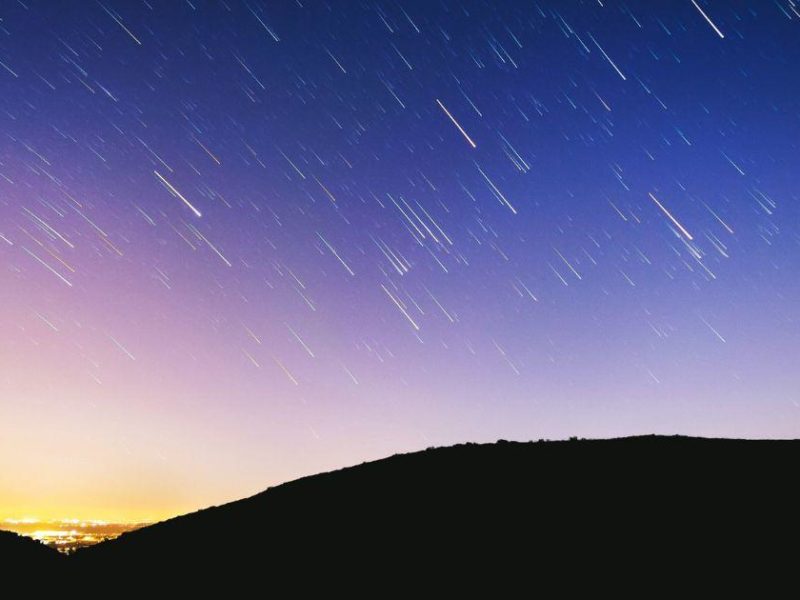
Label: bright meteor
xmin=690 ymin=0 xmax=725 ymax=39
xmin=648 ymin=192 xmax=694 ymax=240
xmin=436 ymin=99 xmax=477 ymax=148
xmin=154 ymin=170 xmax=203 ymax=218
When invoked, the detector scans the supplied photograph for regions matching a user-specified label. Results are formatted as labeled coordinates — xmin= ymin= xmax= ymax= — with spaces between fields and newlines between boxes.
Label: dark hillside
xmin=68 ymin=435 xmax=799 ymax=588
xmin=0 ymin=530 xmax=62 ymax=571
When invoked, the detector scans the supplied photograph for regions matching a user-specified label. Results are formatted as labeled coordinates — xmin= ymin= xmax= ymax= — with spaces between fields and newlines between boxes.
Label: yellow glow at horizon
xmin=0 ymin=506 xmax=178 ymax=525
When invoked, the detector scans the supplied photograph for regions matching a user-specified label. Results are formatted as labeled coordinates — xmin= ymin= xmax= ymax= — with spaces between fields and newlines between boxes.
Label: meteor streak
xmin=436 ymin=99 xmax=477 ymax=148
xmin=154 ymin=171 xmax=203 ymax=218
xmin=648 ymin=192 xmax=694 ymax=240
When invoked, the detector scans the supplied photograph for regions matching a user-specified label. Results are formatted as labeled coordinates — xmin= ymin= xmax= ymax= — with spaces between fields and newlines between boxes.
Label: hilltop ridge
xmin=4 ymin=435 xmax=798 ymax=589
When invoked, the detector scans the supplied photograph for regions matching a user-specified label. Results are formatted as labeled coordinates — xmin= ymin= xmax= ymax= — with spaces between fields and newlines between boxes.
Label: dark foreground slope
xmin=0 ymin=530 xmax=62 ymax=570
xmin=68 ymin=436 xmax=798 ymax=589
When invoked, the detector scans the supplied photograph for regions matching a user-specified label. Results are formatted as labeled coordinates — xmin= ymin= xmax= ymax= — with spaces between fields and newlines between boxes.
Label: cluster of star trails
xmin=1 ymin=0 xmax=798 ymax=442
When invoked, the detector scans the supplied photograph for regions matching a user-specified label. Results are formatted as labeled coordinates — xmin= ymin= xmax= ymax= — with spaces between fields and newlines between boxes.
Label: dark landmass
xmin=4 ymin=435 xmax=798 ymax=588
xmin=0 ymin=530 xmax=62 ymax=569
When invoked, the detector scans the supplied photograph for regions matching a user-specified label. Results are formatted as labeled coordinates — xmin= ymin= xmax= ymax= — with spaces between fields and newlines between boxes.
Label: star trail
xmin=1 ymin=0 xmax=799 ymax=522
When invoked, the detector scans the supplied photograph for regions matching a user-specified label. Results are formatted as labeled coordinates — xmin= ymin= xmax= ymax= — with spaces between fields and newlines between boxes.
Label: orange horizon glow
xmin=1 ymin=516 xmax=151 ymax=553
xmin=2 ymin=508 xmax=178 ymax=525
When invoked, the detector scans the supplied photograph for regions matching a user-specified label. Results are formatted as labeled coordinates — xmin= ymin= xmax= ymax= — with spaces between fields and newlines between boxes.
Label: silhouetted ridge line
xmin=0 ymin=530 xmax=63 ymax=570
xmin=5 ymin=436 xmax=798 ymax=589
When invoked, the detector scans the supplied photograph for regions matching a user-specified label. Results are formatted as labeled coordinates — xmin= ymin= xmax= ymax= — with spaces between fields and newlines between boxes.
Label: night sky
xmin=1 ymin=0 xmax=799 ymax=521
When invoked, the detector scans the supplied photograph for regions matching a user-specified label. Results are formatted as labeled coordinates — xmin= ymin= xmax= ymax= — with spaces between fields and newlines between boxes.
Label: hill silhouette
xmin=4 ymin=436 xmax=799 ymax=589
xmin=0 ymin=530 xmax=62 ymax=570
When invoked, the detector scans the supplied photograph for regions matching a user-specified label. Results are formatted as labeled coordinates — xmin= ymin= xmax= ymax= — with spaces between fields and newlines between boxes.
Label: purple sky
xmin=1 ymin=0 xmax=799 ymax=521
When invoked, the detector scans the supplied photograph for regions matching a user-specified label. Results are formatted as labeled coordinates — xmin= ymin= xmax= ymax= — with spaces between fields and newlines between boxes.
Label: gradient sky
xmin=1 ymin=0 xmax=799 ymax=522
